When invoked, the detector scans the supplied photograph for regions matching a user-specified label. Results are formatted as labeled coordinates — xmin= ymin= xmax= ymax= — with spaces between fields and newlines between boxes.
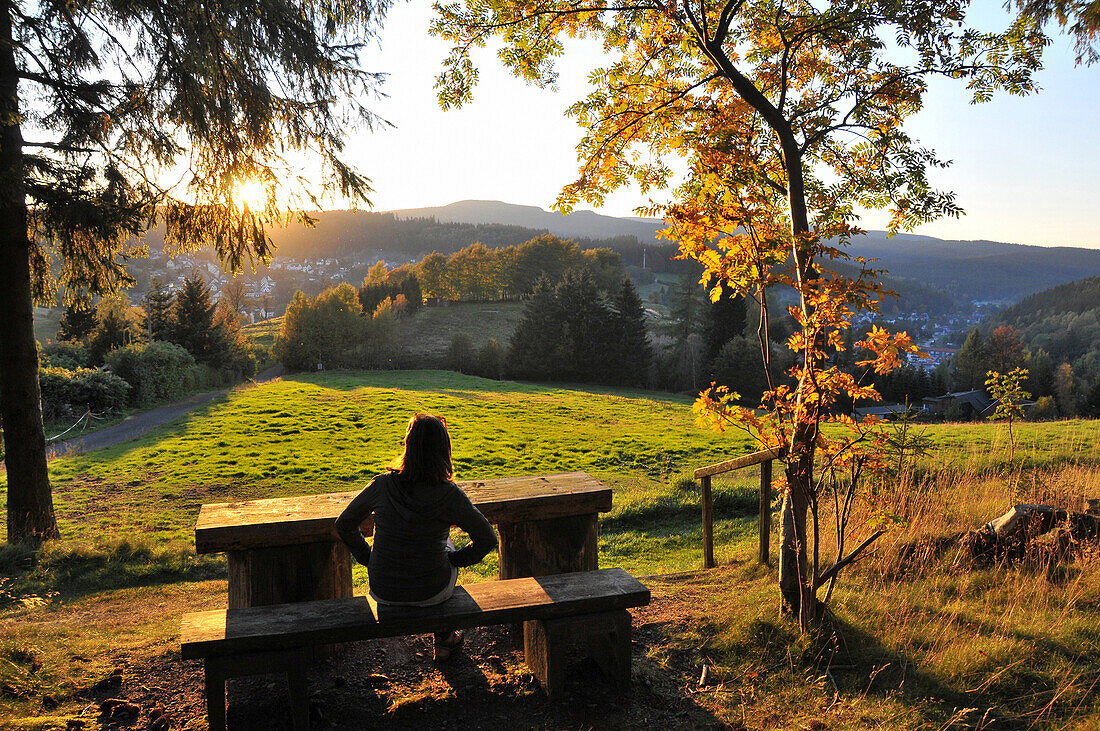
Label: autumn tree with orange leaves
xmin=432 ymin=1 xmax=1051 ymax=627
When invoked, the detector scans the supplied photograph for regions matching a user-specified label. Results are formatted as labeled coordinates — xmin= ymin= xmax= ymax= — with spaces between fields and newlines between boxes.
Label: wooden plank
xmin=181 ymin=568 xmax=649 ymax=659
xmin=195 ymin=471 xmax=612 ymax=553
xmin=693 ymin=448 xmax=782 ymax=479
xmin=701 ymin=475 xmax=714 ymax=569
xmin=759 ymin=459 xmax=772 ymax=565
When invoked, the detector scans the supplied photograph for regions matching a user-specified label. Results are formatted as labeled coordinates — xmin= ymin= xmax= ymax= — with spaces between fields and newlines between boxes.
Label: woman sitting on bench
xmin=336 ymin=412 xmax=498 ymax=661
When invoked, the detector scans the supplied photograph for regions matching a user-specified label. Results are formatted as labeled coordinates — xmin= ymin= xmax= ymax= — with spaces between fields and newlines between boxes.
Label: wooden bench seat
xmin=181 ymin=568 xmax=651 ymax=730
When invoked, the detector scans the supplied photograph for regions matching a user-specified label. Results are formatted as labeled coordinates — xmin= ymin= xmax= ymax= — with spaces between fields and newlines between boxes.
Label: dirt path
xmin=45 ymin=365 xmax=284 ymax=460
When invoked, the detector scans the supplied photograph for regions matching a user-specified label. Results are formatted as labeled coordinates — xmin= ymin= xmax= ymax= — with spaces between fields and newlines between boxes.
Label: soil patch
xmin=72 ymin=605 xmax=733 ymax=730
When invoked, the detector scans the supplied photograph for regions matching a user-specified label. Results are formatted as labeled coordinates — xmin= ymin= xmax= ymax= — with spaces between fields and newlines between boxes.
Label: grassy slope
xmin=244 ymin=302 xmax=530 ymax=368
xmin=241 ymin=317 xmax=282 ymax=348
xmin=2 ymin=371 xmax=1100 ymax=728
xmin=393 ymin=302 xmax=526 ymax=366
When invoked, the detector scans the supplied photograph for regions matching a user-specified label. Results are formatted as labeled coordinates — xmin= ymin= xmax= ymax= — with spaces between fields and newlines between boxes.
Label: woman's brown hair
xmin=389 ymin=413 xmax=454 ymax=485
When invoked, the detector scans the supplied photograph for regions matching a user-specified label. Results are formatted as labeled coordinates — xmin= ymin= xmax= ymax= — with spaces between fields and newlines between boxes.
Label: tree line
xmin=37 ymin=276 xmax=255 ymax=420
xmin=397 ymin=235 xmax=628 ymax=303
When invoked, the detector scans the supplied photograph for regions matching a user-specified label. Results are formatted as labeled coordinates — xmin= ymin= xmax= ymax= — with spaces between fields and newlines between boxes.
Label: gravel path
xmin=45 ymin=365 xmax=284 ymax=460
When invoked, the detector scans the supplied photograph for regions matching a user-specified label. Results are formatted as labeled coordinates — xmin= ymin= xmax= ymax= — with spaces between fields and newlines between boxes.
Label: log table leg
xmin=227 ymin=541 xmax=352 ymax=660
xmin=227 ymin=541 xmax=352 ymax=608
xmin=497 ymin=514 xmax=599 ymax=579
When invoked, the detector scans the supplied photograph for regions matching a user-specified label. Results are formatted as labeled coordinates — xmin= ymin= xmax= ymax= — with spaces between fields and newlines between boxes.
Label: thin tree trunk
xmin=777 ymin=135 xmax=818 ymax=628
xmin=705 ymin=38 xmax=820 ymax=627
xmin=0 ymin=5 xmax=59 ymax=545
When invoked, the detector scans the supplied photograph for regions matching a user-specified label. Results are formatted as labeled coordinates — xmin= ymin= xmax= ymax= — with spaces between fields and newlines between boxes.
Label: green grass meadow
xmin=2 ymin=370 xmax=1100 ymax=729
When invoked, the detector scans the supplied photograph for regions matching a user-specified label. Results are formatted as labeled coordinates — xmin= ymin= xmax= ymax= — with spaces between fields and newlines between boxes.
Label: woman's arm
xmin=335 ymin=478 xmax=380 ymax=566
xmin=448 ymin=490 xmax=499 ymax=568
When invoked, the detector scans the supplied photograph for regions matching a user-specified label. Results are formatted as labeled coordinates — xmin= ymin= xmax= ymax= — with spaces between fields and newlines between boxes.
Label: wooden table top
xmin=195 ymin=471 xmax=612 ymax=553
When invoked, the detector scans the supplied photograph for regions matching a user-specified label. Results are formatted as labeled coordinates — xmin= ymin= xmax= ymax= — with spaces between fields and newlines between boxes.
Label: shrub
xmin=39 ymin=366 xmax=129 ymax=420
xmin=105 ymin=341 xmax=196 ymax=406
xmin=446 ymin=333 xmax=475 ymax=374
xmin=41 ymin=341 xmax=88 ymax=370
xmin=477 ymin=338 xmax=505 ymax=379
xmin=1030 ymin=395 xmax=1058 ymax=421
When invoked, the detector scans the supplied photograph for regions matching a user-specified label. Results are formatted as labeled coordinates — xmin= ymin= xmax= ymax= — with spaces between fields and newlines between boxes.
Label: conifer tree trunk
xmin=0 ymin=5 xmax=59 ymax=545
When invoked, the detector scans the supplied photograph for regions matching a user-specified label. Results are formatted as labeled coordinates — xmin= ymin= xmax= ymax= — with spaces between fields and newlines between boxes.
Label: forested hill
xmin=997 ymin=276 xmax=1100 ymax=321
xmin=138 ymin=209 xmax=684 ymax=272
xmin=135 ymin=200 xmax=1100 ymax=304
xmin=389 ymin=200 xmax=664 ymax=242
xmin=991 ymin=276 xmax=1100 ymax=373
xmin=377 ymin=201 xmax=1100 ymax=303
xmin=847 ymin=231 xmax=1100 ymax=303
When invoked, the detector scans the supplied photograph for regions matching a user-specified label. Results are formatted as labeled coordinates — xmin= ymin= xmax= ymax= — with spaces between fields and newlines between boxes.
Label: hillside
xmin=400 ymin=201 xmax=1100 ymax=303
xmin=991 ymin=275 xmax=1100 ymax=370
xmin=130 ymin=201 xmax=1100 ymax=307
xmin=390 ymin=200 xmax=665 ymax=242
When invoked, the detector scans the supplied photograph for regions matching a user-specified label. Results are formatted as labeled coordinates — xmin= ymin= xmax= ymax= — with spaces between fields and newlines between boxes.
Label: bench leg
xmin=287 ymin=665 xmax=310 ymax=731
xmin=524 ymin=618 xmax=565 ymax=699
xmin=200 ymin=648 xmax=311 ymax=730
xmin=524 ymin=609 xmax=633 ymax=698
xmin=589 ymin=610 xmax=631 ymax=693
xmin=204 ymin=661 xmax=227 ymax=731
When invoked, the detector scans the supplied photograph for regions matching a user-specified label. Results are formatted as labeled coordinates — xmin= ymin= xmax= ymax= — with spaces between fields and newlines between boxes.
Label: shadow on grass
xmin=824 ymin=611 xmax=1093 ymax=729
xmin=0 ymin=538 xmax=225 ymax=606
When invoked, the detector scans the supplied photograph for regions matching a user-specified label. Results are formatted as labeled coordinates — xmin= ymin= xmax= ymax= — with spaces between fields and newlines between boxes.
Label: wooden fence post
xmin=759 ymin=459 xmax=772 ymax=565
xmin=701 ymin=474 xmax=714 ymax=569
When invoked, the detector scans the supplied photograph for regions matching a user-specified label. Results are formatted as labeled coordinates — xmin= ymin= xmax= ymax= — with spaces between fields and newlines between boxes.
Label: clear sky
xmin=348 ymin=3 xmax=1100 ymax=249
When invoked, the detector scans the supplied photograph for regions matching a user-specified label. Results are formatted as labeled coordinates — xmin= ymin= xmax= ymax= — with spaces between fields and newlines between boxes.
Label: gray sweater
xmin=335 ymin=473 xmax=498 ymax=603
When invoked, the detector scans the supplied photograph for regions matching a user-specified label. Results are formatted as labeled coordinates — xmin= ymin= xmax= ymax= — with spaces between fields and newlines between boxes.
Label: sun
xmin=234 ymin=180 xmax=267 ymax=210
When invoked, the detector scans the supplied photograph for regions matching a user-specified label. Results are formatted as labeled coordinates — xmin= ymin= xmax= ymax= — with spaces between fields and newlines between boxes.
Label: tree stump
xmin=961 ymin=504 xmax=1100 ymax=564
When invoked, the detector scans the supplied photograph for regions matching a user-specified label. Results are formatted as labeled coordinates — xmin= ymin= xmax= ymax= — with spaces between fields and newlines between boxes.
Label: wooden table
xmin=195 ymin=471 xmax=613 ymax=609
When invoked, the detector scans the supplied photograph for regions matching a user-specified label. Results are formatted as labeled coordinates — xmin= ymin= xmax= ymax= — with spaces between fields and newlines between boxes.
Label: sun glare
xmin=235 ymin=180 xmax=266 ymax=210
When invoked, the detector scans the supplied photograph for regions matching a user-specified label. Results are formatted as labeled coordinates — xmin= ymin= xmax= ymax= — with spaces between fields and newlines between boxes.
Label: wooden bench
xmin=181 ymin=568 xmax=650 ymax=730
xmin=195 ymin=472 xmax=612 ymax=609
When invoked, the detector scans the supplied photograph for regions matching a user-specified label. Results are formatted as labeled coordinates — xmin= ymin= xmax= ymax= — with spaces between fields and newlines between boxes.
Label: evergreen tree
xmin=703 ymin=289 xmax=748 ymax=362
xmin=144 ymin=278 xmax=175 ymax=343
xmin=399 ymin=274 xmax=424 ymax=314
xmin=87 ymin=308 xmax=133 ymax=365
xmin=507 ymin=278 xmax=564 ymax=381
xmin=952 ymin=329 xmax=987 ymax=391
xmin=554 ymin=270 xmax=614 ymax=383
xmin=56 ymin=299 xmax=97 ymax=342
xmin=171 ymin=276 xmax=218 ymax=363
xmin=1 ymin=0 xmax=386 ymax=544
xmin=712 ymin=335 xmax=771 ymax=405
xmin=610 ymin=278 xmax=651 ymax=387
xmin=668 ymin=272 xmax=705 ymax=342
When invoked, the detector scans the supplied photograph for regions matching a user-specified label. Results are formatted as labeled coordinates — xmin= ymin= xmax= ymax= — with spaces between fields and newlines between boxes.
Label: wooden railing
xmin=693 ymin=447 xmax=783 ymax=569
